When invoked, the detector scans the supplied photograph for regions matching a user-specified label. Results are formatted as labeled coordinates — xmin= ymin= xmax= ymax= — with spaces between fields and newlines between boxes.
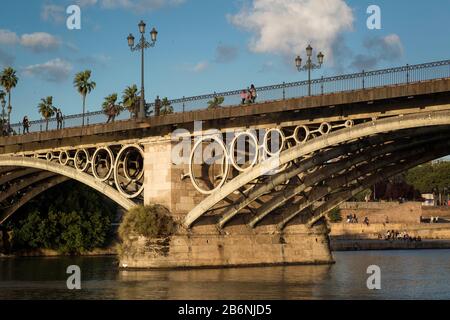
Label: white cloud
xmin=41 ymin=4 xmax=66 ymax=24
xmin=20 ymin=32 xmax=60 ymax=52
xmin=0 ymin=29 xmax=19 ymax=45
xmin=189 ymin=61 xmax=209 ymax=73
xmin=380 ymin=34 xmax=404 ymax=59
xmin=100 ymin=0 xmax=185 ymax=12
xmin=228 ymin=0 xmax=354 ymax=62
xmin=23 ymin=58 xmax=73 ymax=82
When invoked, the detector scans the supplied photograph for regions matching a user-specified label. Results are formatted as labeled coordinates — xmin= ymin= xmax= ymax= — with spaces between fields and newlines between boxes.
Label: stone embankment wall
xmin=338 ymin=202 xmax=422 ymax=224
xmin=330 ymin=223 xmax=450 ymax=240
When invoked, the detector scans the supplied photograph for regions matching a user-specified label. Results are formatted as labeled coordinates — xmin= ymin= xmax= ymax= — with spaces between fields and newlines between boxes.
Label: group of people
xmin=380 ymin=230 xmax=422 ymax=242
xmin=21 ymin=108 xmax=63 ymax=134
xmin=346 ymin=214 xmax=370 ymax=226
xmin=346 ymin=214 xmax=358 ymax=223
xmin=240 ymin=84 xmax=257 ymax=105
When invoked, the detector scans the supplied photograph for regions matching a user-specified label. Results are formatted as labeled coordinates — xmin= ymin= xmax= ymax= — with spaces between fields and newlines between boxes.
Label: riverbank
xmin=330 ymin=222 xmax=450 ymax=239
xmin=0 ymin=246 xmax=117 ymax=258
xmin=329 ymin=219 xmax=450 ymax=251
xmin=331 ymin=239 xmax=450 ymax=251
xmin=4 ymin=222 xmax=450 ymax=258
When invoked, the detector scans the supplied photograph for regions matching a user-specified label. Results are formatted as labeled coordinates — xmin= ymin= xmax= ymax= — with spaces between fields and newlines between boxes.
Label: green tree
xmin=73 ymin=70 xmax=96 ymax=126
xmin=406 ymin=161 xmax=450 ymax=193
xmin=9 ymin=181 xmax=116 ymax=254
xmin=122 ymin=84 xmax=139 ymax=118
xmin=207 ymin=96 xmax=224 ymax=109
xmin=37 ymin=96 xmax=55 ymax=131
xmin=102 ymin=93 xmax=123 ymax=119
xmin=160 ymin=97 xmax=174 ymax=115
xmin=0 ymin=67 xmax=18 ymax=121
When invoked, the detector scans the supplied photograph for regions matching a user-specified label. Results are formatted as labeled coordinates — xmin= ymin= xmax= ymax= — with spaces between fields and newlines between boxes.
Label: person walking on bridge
xmin=250 ymin=84 xmax=257 ymax=103
xmin=240 ymin=90 xmax=247 ymax=104
xmin=56 ymin=108 xmax=63 ymax=130
xmin=154 ymin=96 xmax=161 ymax=116
xmin=22 ymin=116 xmax=29 ymax=134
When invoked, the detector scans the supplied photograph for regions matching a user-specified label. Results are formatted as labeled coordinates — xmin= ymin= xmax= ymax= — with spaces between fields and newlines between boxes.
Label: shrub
xmin=118 ymin=205 xmax=177 ymax=240
xmin=327 ymin=207 xmax=342 ymax=223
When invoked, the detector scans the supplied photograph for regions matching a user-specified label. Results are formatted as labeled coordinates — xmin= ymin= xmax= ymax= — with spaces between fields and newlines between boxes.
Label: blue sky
xmin=0 ymin=0 xmax=449 ymax=122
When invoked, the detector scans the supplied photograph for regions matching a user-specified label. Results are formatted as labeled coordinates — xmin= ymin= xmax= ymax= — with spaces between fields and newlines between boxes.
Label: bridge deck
xmin=1 ymin=77 xmax=450 ymax=154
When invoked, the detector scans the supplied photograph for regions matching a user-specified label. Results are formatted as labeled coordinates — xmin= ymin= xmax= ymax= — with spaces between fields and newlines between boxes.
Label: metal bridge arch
xmin=0 ymin=156 xmax=136 ymax=213
xmin=183 ymin=110 xmax=450 ymax=228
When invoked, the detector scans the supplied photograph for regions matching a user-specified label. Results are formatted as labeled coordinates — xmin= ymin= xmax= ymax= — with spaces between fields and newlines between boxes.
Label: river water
xmin=1 ymin=250 xmax=450 ymax=300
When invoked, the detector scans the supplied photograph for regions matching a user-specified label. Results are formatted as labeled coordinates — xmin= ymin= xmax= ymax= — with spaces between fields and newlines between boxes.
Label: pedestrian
xmin=154 ymin=96 xmax=161 ymax=116
xmin=240 ymin=90 xmax=247 ymax=105
xmin=246 ymin=88 xmax=252 ymax=104
xmin=56 ymin=108 xmax=63 ymax=130
xmin=364 ymin=217 xmax=370 ymax=226
xmin=22 ymin=116 xmax=29 ymax=134
xmin=250 ymin=84 xmax=257 ymax=103
xmin=106 ymin=103 xmax=115 ymax=123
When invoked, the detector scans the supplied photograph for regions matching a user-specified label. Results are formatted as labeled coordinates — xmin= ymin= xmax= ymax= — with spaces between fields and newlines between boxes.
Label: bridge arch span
xmin=0 ymin=156 xmax=136 ymax=222
xmin=184 ymin=110 xmax=450 ymax=228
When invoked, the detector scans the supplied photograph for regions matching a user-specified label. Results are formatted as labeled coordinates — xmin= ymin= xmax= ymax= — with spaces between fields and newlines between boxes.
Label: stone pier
xmin=126 ymin=137 xmax=336 ymax=269
xmin=119 ymin=223 xmax=333 ymax=269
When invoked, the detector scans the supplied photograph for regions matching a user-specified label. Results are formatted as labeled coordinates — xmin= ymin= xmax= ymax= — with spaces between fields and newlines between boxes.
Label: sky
xmin=0 ymin=0 xmax=449 ymax=123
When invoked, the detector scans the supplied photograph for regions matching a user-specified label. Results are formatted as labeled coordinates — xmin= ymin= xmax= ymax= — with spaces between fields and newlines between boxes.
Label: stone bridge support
xmin=142 ymin=138 xmax=205 ymax=216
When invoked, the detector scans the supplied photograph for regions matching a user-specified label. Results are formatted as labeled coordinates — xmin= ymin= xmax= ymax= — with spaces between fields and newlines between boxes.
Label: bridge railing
xmin=8 ymin=59 xmax=450 ymax=135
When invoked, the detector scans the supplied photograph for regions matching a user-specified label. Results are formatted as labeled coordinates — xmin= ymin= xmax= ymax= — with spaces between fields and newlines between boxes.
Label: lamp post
xmin=127 ymin=20 xmax=158 ymax=120
xmin=295 ymin=45 xmax=324 ymax=96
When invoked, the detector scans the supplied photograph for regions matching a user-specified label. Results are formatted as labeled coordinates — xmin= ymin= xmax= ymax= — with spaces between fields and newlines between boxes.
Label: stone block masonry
xmin=119 ymin=223 xmax=334 ymax=269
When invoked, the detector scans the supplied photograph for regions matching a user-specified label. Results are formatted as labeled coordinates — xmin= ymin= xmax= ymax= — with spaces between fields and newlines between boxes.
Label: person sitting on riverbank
xmin=384 ymin=230 xmax=422 ymax=242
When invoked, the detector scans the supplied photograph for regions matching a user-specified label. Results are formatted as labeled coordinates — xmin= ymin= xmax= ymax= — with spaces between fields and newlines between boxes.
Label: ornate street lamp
xmin=295 ymin=44 xmax=324 ymax=96
xmin=127 ymin=20 xmax=158 ymax=120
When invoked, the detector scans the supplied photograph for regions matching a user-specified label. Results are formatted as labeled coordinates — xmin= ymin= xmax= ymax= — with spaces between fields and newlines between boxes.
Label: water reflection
xmin=117 ymin=264 xmax=332 ymax=300
xmin=2 ymin=250 xmax=450 ymax=299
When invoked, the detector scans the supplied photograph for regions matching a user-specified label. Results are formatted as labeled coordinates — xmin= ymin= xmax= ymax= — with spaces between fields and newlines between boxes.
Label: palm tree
xmin=160 ymin=97 xmax=174 ymax=115
xmin=207 ymin=96 xmax=224 ymax=109
xmin=0 ymin=67 xmax=18 ymax=125
xmin=102 ymin=93 xmax=123 ymax=122
xmin=38 ymin=96 xmax=55 ymax=131
xmin=122 ymin=84 xmax=139 ymax=118
xmin=73 ymin=70 xmax=96 ymax=127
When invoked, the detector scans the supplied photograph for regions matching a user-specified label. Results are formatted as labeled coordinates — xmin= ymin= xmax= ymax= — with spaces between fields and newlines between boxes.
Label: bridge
xmin=1 ymin=60 xmax=450 ymax=268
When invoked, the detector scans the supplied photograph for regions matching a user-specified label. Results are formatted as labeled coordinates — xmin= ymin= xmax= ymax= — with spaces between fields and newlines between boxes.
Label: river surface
xmin=1 ymin=250 xmax=450 ymax=300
